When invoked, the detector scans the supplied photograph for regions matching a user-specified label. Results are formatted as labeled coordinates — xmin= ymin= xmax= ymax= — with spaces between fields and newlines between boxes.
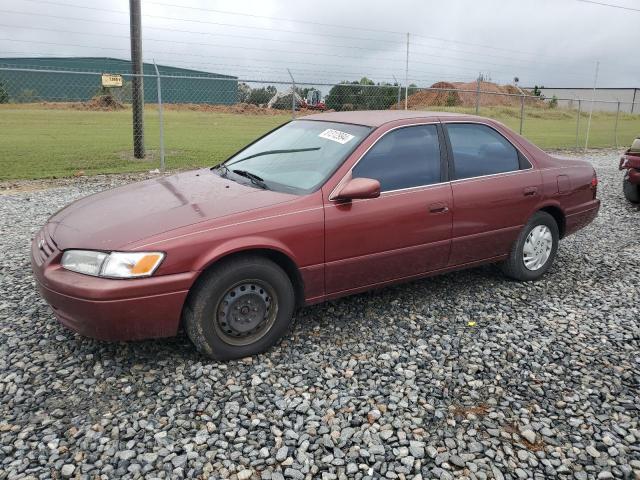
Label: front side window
xmin=446 ymin=123 xmax=520 ymax=180
xmin=352 ymin=124 xmax=441 ymax=192
xmin=220 ymin=120 xmax=372 ymax=194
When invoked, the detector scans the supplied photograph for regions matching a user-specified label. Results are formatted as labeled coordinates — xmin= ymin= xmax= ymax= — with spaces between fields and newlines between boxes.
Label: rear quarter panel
xmin=540 ymin=158 xmax=599 ymax=236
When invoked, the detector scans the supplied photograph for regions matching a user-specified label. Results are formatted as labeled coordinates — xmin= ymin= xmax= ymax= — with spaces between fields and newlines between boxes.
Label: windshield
xmin=218 ymin=120 xmax=372 ymax=194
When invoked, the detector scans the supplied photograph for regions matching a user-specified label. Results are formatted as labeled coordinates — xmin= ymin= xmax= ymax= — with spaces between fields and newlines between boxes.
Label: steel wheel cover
xmin=214 ymin=280 xmax=278 ymax=346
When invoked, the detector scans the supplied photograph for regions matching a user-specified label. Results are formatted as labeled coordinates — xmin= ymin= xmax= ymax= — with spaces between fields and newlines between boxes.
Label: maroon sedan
xmin=620 ymin=137 xmax=640 ymax=203
xmin=31 ymin=111 xmax=600 ymax=359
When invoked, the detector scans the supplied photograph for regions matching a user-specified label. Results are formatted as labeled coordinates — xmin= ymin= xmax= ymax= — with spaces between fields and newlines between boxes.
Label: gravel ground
xmin=1 ymin=150 xmax=638 ymax=480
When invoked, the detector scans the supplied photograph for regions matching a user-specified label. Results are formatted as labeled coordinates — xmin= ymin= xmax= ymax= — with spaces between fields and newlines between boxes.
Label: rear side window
xmin=446 ymin=124 xmax=520 ymax=180
xmin=353 ymin=125 xmax=441 ymax=192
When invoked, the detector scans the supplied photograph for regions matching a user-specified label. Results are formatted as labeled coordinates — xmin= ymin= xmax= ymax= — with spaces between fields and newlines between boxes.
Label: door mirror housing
xmin=333 ymin=177 xmax=381 ymax=201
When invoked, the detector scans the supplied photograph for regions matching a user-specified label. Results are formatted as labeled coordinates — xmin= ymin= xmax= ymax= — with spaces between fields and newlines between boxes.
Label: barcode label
xmin=318 ymin=128 xmax=355 ymax=144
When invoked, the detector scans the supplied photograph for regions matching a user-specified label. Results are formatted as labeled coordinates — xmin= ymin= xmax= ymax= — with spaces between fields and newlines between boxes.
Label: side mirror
xmin=333 ymin=177 xmax=381 ymax=201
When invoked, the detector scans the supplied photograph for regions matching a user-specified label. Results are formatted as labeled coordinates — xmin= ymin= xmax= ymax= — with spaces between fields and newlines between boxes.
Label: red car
xmin=620 ymin=137 xmax=640 ymax=203
xmin=31 ymin=111 xmax=600 ymax=360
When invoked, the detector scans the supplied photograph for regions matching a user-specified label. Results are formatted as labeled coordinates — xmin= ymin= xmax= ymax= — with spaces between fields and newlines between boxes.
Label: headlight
xmin=60 ymin=250 xmax=108 ymax=276
xmin=61 ymin=250 xmax=165 ymax=278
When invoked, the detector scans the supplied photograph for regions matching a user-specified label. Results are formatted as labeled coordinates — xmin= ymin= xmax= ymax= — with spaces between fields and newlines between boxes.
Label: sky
xmin=1 ymin=0 xmax=639 ymax=88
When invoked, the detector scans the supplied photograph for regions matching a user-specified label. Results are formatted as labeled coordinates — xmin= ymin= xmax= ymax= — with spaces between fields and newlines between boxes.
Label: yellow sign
xmin=101 ymin=74 xmax=123 ymax=88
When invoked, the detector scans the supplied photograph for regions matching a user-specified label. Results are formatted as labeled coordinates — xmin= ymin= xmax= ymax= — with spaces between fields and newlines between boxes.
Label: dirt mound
xmin=17 ymin=101 xmax=328 ymax=116
xmin=83 ymin=95 xmax=125 ymax=111
xmin=163 ymin=102 xmax=283 ymax=115
xmin=393 ymin=82 xmax=462 ymax=109
xmin=400 ymin=81 xmax=539 ymax=110
xmin=162 ymin=102 xmax=326 ymax=116
xmin=454 ymin=81 xmax=522 ymax=107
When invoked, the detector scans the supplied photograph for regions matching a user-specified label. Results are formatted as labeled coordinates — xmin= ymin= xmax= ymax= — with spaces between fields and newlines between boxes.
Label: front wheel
xmin=623 ymin=173 xmax=640 ymax=203
xmin=501 ymin=211 xmax=559 ymax=281
xmin=183 ymin=256 xmax=295 ymax=360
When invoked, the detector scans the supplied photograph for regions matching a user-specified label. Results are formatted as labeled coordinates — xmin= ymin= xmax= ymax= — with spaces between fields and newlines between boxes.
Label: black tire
xmin=623 ymin=173 xmax=640 ymax=203
xmin=183 ymin=255 xmax=295 ymax=360
xmin=501 ymin=211 xmax=559 ymax=281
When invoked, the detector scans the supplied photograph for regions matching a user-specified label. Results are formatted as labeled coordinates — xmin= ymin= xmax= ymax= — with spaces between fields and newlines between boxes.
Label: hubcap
xmin=215 ymin=281 xmax=278 ymax=346
xmin=523 ymin=225 xmax=553 ymax=271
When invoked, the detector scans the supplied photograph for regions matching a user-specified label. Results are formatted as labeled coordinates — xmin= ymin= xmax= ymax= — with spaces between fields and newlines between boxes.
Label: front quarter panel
xmin=128 ymin=191 xmax=326 ymax=301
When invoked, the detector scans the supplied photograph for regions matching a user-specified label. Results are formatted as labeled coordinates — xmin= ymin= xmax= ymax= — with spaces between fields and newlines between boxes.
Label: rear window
xmin=446 ymin=123 xmax=521 ymax=180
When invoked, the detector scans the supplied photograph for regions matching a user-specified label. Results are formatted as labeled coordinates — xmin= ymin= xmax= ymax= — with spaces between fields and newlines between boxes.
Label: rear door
xmin=443 ymin=122 xmax=542 ymax=266
xmin=323 ymin=123 xmax=453 ymax=295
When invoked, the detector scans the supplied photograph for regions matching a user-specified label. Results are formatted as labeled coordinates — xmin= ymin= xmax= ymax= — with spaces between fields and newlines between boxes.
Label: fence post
xmin=404 ymin=32 xmax=410 ymax=110
xmin=614 ymin=101 xmax=620 ymax=148
xmin=153 ymin=61 xmax=165 ymax=172
xmin=575 ymin=100 xmax=581 ymax=149
xmin=519 ymin=95 xmax=525 ymax=134
xmin=584 ymin=61 xmax=599 ymax=152
xmin=393 ymin=75 xmax=401 ymax=108
xmin=475 ymin=76 xmax=480 ymax=115
xmin=287 ymin=68 xmax=296 ymax=120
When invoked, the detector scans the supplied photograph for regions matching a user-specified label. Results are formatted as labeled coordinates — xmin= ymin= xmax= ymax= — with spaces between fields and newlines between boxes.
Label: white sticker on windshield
xmin=318 ymin=128 xmax=355 ymax=144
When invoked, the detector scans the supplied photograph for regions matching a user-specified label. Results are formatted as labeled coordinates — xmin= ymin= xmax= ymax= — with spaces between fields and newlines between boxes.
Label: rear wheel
xmin=184 ymin=256 xmax=295 ymax=360
xmin=623 ymin=173 xmax=640 ymax=203
xmin=501 ymin=211 xmax=559 ymax=281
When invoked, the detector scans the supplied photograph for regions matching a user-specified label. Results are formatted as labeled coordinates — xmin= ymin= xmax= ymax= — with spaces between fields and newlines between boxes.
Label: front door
xmin=323 ymin=123 xmax=453 ymax=295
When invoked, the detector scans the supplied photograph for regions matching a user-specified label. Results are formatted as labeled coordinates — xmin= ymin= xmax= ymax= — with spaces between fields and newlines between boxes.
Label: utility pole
xmin=130 ymin=0 xmax=145 ymax=158
xmin=404 ymin=33 xmax=409 ymax=110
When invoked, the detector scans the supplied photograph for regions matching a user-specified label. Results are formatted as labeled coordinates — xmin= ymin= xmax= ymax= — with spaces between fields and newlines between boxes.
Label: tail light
xmin=590 ymin=171 xmax=598 ymax=199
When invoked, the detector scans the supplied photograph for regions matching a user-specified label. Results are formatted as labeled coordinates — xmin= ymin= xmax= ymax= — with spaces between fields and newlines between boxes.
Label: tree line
xmin=236 ymin=78 xmax=418 ymax=111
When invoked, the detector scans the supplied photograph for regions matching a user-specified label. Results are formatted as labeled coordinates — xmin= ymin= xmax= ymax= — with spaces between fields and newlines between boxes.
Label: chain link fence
xmin=1 ymin=65 xmax=639 ymax=180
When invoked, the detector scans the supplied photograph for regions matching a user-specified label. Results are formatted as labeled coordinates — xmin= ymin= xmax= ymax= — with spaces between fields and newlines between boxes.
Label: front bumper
xmin=30 ymin=229 xmax=196 ymax=341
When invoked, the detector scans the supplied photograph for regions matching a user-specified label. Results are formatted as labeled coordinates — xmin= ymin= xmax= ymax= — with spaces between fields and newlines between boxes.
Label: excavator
xmin=303 ymin=89 xmax=326 ymax=111
xmin=267 ymin=88 xmax=326 ymax=111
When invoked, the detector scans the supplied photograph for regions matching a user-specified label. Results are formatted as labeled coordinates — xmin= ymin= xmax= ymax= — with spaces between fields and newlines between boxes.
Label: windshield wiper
xmin=232 ymin=169 xmax=269 ymax=190
xmin=228 ymin=147 xmax=321 ymax=166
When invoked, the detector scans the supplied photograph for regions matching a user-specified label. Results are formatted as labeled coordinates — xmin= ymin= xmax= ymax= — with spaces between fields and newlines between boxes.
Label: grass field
xmin=1 ymin=104 xmax=638 ymax=180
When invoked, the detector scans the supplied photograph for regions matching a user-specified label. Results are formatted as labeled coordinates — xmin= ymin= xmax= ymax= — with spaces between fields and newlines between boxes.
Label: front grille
xmin=35 ymin=226 xmax=58 ymax=264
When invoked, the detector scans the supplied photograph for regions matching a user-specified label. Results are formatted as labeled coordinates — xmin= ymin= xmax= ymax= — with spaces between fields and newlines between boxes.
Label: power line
xmin=0 ymin=37 xmax=501 ymax=78
xmin=0 ymin=23 xmax=591 ymax=77
xmin=15 ymin=1 xmax=404 ymax=45
xmin=21 ymin=0 xmax=404 ymax=36
xmin=5 ymin=3 xmax=597 ymax=75
xmin=0 ymin=52 xmax=479 ymax=85
xmin=17 ymin=0 xmax=571 ymax=60
xmin=576 ymin=0 xmax=640 ymax=12
xmin=0 ymin=36 xmax=407 ymax=64
xmin=0 ymin=23 xmax=395 ymax=54
xmin=145 ymin=0 xmax=404 ymax=36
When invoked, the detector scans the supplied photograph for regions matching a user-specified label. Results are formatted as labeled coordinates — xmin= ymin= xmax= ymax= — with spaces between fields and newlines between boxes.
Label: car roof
xmin=301 ymin=110 xmax=485 ymax=127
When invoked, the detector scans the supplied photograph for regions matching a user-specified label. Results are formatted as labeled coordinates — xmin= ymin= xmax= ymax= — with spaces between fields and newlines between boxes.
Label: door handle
xmin=429 ymin=202 xmax=449 ymax=214
xmin=523 ymin=186 xmax=538 ymax=196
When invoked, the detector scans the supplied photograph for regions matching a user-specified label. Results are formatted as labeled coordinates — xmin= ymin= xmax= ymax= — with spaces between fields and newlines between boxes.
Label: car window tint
xmin=447 ymin=124 xmax=520 ymax=180
xmin=352 ymin=125 xmax=441 ymax=192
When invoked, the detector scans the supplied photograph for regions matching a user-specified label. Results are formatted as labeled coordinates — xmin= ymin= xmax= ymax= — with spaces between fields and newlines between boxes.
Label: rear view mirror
xmin=333 ymin=177 xmax=381 ymax=201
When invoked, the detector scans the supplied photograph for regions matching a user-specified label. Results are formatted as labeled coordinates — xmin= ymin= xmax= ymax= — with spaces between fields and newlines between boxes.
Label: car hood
xmin=48 ymin=169 xmax=296 ymax=250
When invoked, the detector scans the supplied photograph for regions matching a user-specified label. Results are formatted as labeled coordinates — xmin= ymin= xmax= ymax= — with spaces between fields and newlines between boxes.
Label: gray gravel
xmin=1 ymin=150 xmax=639 ymax=480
